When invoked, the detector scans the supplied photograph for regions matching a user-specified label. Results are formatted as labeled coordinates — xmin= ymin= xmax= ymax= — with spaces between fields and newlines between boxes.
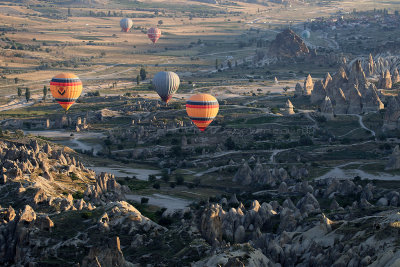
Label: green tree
xmin=161 ymin=169 xmax=170 ymax=183
xmin=43 ymin=85 xmax=47 ymax=100
xmin=104 ymin=138 xmax=112 ymax=153
xmin=14 ymin=77 xmax=19 ymax=84
xmin=68 ymin=7 xmax=71 ymax=16
xmin=140 ymin=67 xmax=147 ymax=81
xmin=17 ymin=87 xmax=22 ymax=98
xmin=299 ymin=135 xmax=313 ymax=146
xmin=215 ymin=59 xmax=219 ymax=70
xmin=148 ymin=174 xmax=157 ymax=183
xmin=225 ymin=137 xmax=235 ymax=150
xmin=25 ymin=88 xmax=30 ymax=102
xmin=158 ymin=20 xmax=163 ymax=25
xmin=227 ymin=60 xmax=232 ymax=69
xmin=136 ymin=75 xmax=140 ymax=85
xmin=175 ymin=174 xmax=184 ymax=185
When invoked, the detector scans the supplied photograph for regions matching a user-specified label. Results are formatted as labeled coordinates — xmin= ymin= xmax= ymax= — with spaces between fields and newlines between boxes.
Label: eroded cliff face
xmin=309 ymin=61 xmax=384 ymax=114
xmin=0 ymin=138 xmax=166 ymax=266
xmin=198 ymin=177 xmax=400 ymax=267
xmin=2 ymin=134 xmax=400 ymax=266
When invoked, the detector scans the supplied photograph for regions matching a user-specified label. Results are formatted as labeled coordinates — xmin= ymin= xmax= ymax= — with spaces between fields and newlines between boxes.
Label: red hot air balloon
xmin=147 ymin=27 xmax=162 ymax=44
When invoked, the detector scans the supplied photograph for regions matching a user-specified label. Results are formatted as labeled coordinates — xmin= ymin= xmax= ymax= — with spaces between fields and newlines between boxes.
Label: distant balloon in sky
xmin=301 ymin=30 xmax=311 ymax=39
xmin=50 ymin=73 xmax=82 ymax=111
xmin=147 ymin=27 xmax=162 ymax=44
xmin=186 ymin=94 xmax=219 ymax=132
xmin=120 ymin=18 xmax=133 ymax=32
xmin=153 ymin=71 xmax=180 ymax=103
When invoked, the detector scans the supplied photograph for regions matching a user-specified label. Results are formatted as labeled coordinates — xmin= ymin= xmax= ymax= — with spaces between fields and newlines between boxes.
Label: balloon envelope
xmin=153 ymin=71 xmax=180 ymax=103
xmin=120 ymin=18 xmax=133 ymax=32
xmin=147 ymin=27 xmax=162 ymax=44
xmin=301 ymin=30 xmax=310 ymax=39
xmin=186 ymin=94 xmax=219 ymax=132
xmin=50 ymin=73 xmax=82 ymax=111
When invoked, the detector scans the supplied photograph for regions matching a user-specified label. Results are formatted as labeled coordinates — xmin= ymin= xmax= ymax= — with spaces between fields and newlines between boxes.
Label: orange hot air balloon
xmin=147 ymin=27 xmax=161 ymax=44
xmin=186 ymin=94 xmax=219 ymax=132
xmin=50 ymin=73 xmax=82 ymax=111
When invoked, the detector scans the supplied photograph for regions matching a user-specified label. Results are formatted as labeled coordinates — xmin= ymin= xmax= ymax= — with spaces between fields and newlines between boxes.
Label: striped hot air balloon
xmin=50 ymin=73 xmax=82 ymax=112
xmin=186 ymin=94 xmax=219 ymax=132
xmin=120 ymin=18 xmax=133 ymax=32
xmin=147 ymin=27 xmax=161 ymax=44
xmin=153 ymin=71 xmax=180 ymax=103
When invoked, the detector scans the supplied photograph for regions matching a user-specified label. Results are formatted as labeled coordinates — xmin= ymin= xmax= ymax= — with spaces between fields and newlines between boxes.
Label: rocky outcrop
xmin=233 ymin=162 xmax=253 ymax=185
xmin=332 ymin=88 xmax=348 ymax=114
xmin=386 ymin=145 xmax=400 ymax=171
xmin=362 ymin=84 xmax=384 ymax=112
xmin=311 ymin=80 xmax=326 ymax=104
xmin=84 ymin=172 xmax=127 ymax=204
xmin=81 ymin=236 xmax=134 ymax=267
xmin=200 ymin=204 xmax=223 ymax=246
xmin=392 ymin=68 xmax=400 ymax=84
xmin=347 ymin=85 xmax=363 ymax=114
xmin=307 ymin=61 xmax=384 ymax=115
xmin=0 ymin=205 xmax=55 ymax=265
xmin=367 ymin=54 xmax=375 ymax=76
xmin=303 ymin=74 xmax=314 ymax=95
xmin=295 ymin=83 xmax=303 ymax=96
xmin=348 ymin=60 xmax=367 ymax=87
xmin=284 ymin=99 xmax=295 ymax=115
xmin=383 ymin=96 xmax=400 ymax=130
xmin=320 ymin=96 xmax=333 ymax=119
xmin=378 ymin=70 xmax=392 ymax=89
xmin=193 ymin=245 xmax=272 ymax=267
xmin=268 ymin=29 xmax=310 ymax=60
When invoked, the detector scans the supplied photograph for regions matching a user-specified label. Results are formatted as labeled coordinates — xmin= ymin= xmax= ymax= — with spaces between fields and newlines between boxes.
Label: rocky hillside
xmin=198 ymin=176 xmax=400 ymax=266
xmin=0 ymin=137 xmax=167 ymax=266
xmin=268 ymin=29 xmax=310 ymax=60
xmin=2 ymin=136 xmax=400 ymax=266
xmin=302 ymin=60 xmax=385 ymax=115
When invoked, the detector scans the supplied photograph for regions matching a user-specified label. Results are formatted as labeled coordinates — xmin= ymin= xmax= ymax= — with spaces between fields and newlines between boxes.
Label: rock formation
xmin=303 ymin=74 xmax=314 ymax=95
xmin=320 ymin=96 xmax=333 ymax=119
xmin=311 ymin=80 xmax=326 ymax=104
xmin=284 ymin=99 xmax=295 ymax=115
xmin=295 ymin=83 xmax=303 ymax=96
xmin=346 ymin=85 xmax=363 ymax=114
xmin=378 ymin=69 xmax=392 ymax=89
xmin=393 ymin=68 xmax=400 ymax=84
xmin=268 ymin=29 xmax=310 ymax=60
xmin=310 ymin=61 xmax=384 ymax=115
xmin=386 ymin=145 xmax=400 ymax=170
xmin=383 ymin=95 xmax=400 ymax=130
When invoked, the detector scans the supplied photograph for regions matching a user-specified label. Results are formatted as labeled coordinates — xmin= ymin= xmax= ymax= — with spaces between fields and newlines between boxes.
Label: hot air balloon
xmin=153 ymin=71 xmax=180 ymax=103
xmin=186 ymin=94 xmax=219 ymax=132
xmin=50 ymin=73 xmax=82 ymax=112
xmin=120 ymin=18 xmax=133 ymax=32
xmin=301 ymin=30 xmax=311 ymax=39
xmin=147 ymin=27 xmax=161 ymax=44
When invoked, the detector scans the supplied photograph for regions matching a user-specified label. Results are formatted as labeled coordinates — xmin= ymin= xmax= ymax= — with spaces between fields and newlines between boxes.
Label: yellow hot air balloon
xmin=186 ymin=94 xmax=219 ymax=132
xmin=50 ymin=73 xmax=82 ymax=111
